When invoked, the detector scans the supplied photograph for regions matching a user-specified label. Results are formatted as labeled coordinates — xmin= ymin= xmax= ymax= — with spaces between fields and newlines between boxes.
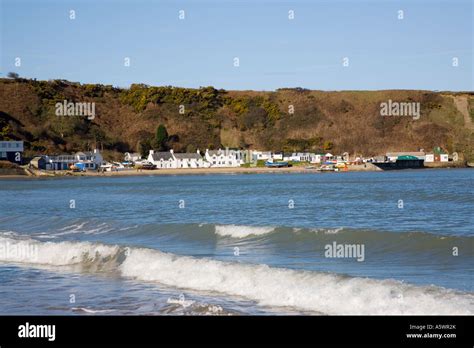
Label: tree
xmin=139 ymin=139 xmax=152 ymax=158
xmin=0 ymin=124 xmax=12 ymax=140
xmin=154 ymin=124 xmax=169 ymax=151
xmin=7 ymin=72 xmax=19 ymax=79
xmin=323 ymin=140 xmax=333 ymax=151
xmin=186 ymin=144 xmax=196 ymax=153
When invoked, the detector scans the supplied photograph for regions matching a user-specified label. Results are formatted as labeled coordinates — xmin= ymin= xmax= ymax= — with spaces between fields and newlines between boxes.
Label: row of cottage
xmin=0 ymin=141 xmax=454 ymax=171
xmin=25 ymin=148 xmax=335 ymax=170
xmin=140 ymin=149 xmax=338 ymax=169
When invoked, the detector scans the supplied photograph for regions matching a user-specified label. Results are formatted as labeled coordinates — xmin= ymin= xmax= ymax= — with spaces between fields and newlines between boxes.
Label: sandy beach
xmin=1 ymin=162 xmax=468 ymax=179
xmin=18 ymin=165 xmax=327 ymax=178
xmin=0 ymin=166 xmax=306 ymax=179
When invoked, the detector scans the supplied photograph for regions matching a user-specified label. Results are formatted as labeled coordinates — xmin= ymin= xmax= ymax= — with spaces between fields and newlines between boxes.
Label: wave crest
xmin=1 ymin=235 xmax=471 ymax=315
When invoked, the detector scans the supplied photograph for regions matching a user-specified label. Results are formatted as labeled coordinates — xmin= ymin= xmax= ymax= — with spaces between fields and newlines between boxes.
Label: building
xmin=271 ymin=152 xmax=283 ymax=161
xmin=252 ymin=151 xmax=272 ymax=161
xmin=204 ymin=149 xmax=243 ymax=167
xmin=286 ymin=152 xmax=315 ymax=162
xmin=422 ymin=152 xmax=449 ymax=163
xmin=148 ymin=149 xmax=209 ymax=169
xmin=425 ymin=153 xmax=435 ymax=162
xmin=47 ymin=154 xmax=76 ymax=170
xmin=124 ymin=152 xmax=142 ymax=162
xmin=0 ymin=140 xmax=24 ymax=164
xmin=173 ymin=151 xmax=208 ymax=168
xmin=74 ymin=150 xmax=104 ymax=170
xmin=373 ymin=155 xmax=424 ymax=170
xmin=323 ymin=153 xmax=335 ymax=162
xmin=48 ymin=149 xmax=103 ymax=170
xmin=30 ymin=156 xmax=47 ymax=169
xmin=148 ymin=151 xmax=175 ymax=169
xmin=311 ymin=154 xmax=324 ymax=164
xmin=386 ymin=151 xmax=425 ymax=162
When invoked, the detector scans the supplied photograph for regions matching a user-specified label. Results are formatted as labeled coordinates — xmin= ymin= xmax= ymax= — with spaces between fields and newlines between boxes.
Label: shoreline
xmin=0 ymin=163 xmax=470 ymax=179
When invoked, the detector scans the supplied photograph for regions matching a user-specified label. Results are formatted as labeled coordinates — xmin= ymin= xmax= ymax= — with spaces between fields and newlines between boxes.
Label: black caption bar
xmin=0 ymin=315 xmax=472 ymax=346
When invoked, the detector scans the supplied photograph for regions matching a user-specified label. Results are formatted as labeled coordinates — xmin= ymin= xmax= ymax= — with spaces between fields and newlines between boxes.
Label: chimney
xmin=170 ymin=149 xmax=174 ymax=154
xmin=149 ymin=150 xmax=154 ymax=155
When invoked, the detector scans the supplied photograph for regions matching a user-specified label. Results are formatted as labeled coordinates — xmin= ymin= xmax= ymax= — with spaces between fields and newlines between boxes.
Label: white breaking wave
xmin=121 ymin=247 xmax=473 ymax=315
xmin=0 ymin=235 xmax=119 ymax=266
xmin=292 ymin=227 xmax=344 ymax=235
xmin=215 ymin=225 xmax=275 ymax=238
xmin=309 ymin=227 xmax=344 ymax=234
xmin=72 ymin=307 xmax=116 ymax=314
xmin=166 ymin=297 xmax=227 ymax=315
xmin=53 ymin=222 xmax=114 ymax=236
xmin=0 ymin=235 xmax=473 ymax=315
xmin=166 ymin=297 xmax=196 ymax=308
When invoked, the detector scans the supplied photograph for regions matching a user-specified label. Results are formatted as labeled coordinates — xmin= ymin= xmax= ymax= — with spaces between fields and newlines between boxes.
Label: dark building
xmin=0 ymin=141 xmax=24 ymax=164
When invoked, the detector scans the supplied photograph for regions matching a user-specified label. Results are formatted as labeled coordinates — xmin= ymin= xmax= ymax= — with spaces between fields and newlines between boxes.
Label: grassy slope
xmin=0 ymin=78 xmax=472 ymax=161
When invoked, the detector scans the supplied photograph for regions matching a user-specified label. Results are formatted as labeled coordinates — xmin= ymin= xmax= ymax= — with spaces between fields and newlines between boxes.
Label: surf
xmin=0 ymin=235 xmax=472 ymax=315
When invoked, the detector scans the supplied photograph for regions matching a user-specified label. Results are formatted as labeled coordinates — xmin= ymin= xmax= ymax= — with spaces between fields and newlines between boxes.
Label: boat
xmin=317 ymin=164 xmax=336 ymax=172
xmin=265 ymin=160 xmax=289 ymax=168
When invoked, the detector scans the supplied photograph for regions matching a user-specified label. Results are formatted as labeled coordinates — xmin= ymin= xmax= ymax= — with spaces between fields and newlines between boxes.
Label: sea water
xmin=0 ymin=169 xmax=472 ymax=315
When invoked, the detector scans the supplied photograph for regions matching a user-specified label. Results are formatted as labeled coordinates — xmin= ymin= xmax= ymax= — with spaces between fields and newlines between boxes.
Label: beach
xmin=0 ymin=163 xmax=386 ymax=179
xmin=2 ymin=161 xmax=470 ymax=179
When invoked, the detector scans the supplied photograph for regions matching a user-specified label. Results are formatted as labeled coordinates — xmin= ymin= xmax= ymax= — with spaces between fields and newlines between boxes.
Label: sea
xmin=0 ymin=169 xmax=473 ymax=315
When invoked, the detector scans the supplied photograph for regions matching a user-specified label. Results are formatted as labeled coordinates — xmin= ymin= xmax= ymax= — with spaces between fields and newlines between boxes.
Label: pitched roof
xmin=207 ymin=150 xmax=223 ymax=156
xmin=173 ymin=153 xmax=202 ymax=159
xmin=386 ymin=152 xmax=425 ymax=157
xmin=151 ymin=152 xmax=173 ymax=160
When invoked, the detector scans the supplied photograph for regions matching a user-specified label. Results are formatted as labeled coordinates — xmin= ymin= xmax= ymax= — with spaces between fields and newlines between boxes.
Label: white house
xmin=252 ymin=151 xmax=272 ymax=161
xmin=423 ymin=153 xmax=449 ymax=163
xmin=310 ymin=154 xmax=323 ymax=164
xmin=425 ymin=154 xmax=434 ymax=162
xmin=148 ymin=149 xmax=209 ymax=169
xmin=204 ymin=149 xmax=243 ymax=167
xmin=173 ymin=150 xmax=208 ymax=168
xmin=148 ymin=151 xmax=175 ymax=168
xmin=124 ymin=152 xmax=142 ymax=162
xmin=74 ymin=150 xmax=104 ymax=170
xmin=287 ymin=152 xmax=314 ymax=162
xmin=271 ymin=152 xmax=283 ymax=161
xmin=323 ymin=153 xmax=335 ymax=162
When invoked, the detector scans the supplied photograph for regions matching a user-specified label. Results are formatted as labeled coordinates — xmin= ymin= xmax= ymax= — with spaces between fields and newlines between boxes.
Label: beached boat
xmin=265 ymin=160 xmax=289 ymax=168
xmin=317 ymin=164 xmax=336 ymax=171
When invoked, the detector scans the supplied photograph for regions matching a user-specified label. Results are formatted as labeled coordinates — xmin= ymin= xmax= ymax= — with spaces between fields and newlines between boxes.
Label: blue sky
xmin=1 ymin=0 xmax=472 ymax=90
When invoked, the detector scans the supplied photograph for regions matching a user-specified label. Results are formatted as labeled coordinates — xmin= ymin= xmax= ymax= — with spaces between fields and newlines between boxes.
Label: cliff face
xmin=0 ymin=78 xmax=473 ymax=160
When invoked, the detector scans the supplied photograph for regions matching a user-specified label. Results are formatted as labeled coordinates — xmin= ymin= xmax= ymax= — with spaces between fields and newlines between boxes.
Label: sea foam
xmin=214 ymin=225 xmax=275 ymax=238
xmin=0 ymin=235 xmax=472 ymax=315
